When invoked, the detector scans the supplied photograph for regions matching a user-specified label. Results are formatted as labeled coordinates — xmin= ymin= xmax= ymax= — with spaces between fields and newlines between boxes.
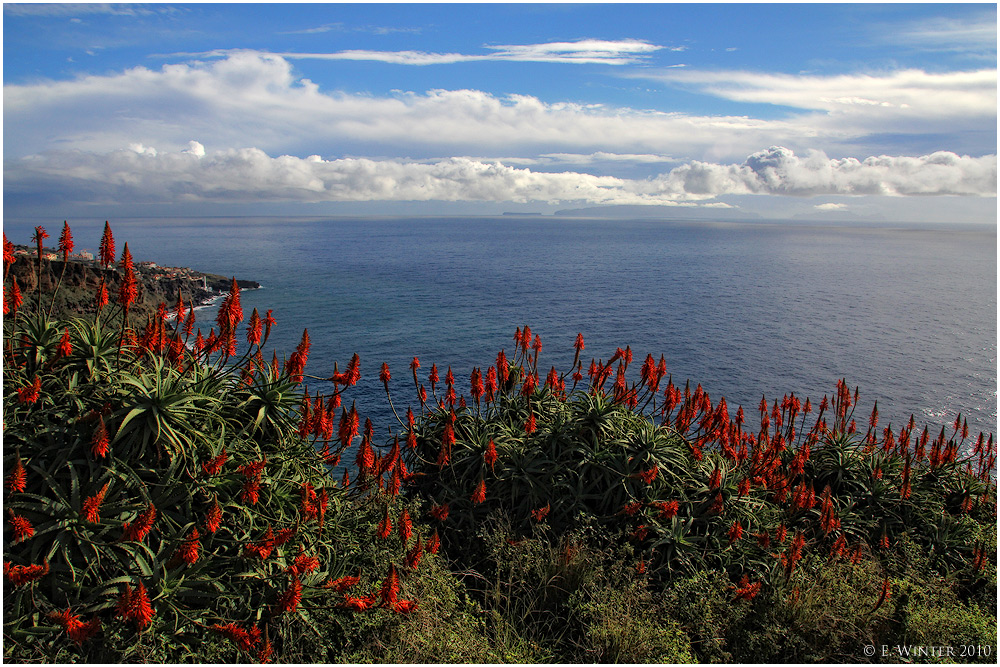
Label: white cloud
xmin=3 ymin=53 xmax=995 ymax=174
xmin=814 ymin=202 xmax=847 ymax=211
xmin=1 ymin=52 xmax=804 ymax=161
xmin=649 ymin=146 xmax=996 ymax=197
xmin=880 ymin=13 xmax=997 ymax=55
xmin=180 ymin=39 xmax=670 ymax=66
xmin=483 ymin=38 xmax=672 ymax=64
xmin=2 ymin=145 xmax=685 ymax=206
xmin=6 ymin=145 xmax=994 ymax=208
xmin=639 ymin=67 xmax=996 ymax=119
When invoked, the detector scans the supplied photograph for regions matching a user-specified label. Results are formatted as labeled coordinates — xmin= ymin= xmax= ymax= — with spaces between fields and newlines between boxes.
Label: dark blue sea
xmin=5 ymin=216 xmax=997 ymax=444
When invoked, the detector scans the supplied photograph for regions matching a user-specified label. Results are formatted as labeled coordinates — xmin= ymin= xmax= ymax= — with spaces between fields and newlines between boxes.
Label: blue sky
xmin=3 ymin=2 xmax=997 ymax=221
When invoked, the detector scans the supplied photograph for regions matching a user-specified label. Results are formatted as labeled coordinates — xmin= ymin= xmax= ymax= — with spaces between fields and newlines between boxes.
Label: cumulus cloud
xmin=5 ymin=144 xmax=994 ymax=208
xmin=814 ymin=203 xmax=847 ymax=211
xmin=649 ymin=146 xmax=996 ymax=197
xmin=3 ymin=145 xmax=671 ymax=206
xmin=5 ymin=53 xmax=994 ymax=165
xmin=2 ymin=52 xmax=804 ymax=161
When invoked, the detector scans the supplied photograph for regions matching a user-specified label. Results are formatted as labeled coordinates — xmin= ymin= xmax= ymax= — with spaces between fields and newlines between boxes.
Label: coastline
xmin=8 ymin=243 xmax=260 ymax=319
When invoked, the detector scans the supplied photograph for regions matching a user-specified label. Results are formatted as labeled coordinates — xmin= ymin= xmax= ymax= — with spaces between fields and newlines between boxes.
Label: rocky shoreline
xmin=8 ymin=244 xmax=260 ymax=321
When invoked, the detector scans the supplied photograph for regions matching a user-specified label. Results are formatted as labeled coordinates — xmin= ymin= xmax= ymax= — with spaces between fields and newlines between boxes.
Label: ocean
xmin=4 ymin=215 xmax=997 ymax=444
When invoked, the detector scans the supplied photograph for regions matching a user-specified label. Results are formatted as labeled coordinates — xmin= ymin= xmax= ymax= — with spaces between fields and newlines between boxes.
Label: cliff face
xmin=7 ymin=254 xmax=259 ymax=322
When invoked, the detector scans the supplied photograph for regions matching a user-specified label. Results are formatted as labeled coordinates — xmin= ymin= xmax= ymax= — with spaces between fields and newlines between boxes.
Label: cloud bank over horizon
xmin=6 ymin=143 xmax=994 ymax=207
xmin=3 ymin=4 xmax=996 ymax=220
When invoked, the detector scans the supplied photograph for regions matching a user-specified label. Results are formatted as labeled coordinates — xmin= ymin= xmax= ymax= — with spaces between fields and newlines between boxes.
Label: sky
xmin=3 ymin=2 xmax=997 ymax=222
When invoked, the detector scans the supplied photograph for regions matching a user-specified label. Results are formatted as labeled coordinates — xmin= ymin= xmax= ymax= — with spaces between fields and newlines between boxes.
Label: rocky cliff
xmin=7 ymin=251 xmax=259 ymax=322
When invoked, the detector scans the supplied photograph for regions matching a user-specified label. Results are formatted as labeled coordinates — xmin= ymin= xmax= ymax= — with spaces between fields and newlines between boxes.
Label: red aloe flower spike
xmin=709 ymin=492 xmax=724 ymax=515
xmin=727 ymin=520 xmax=744 ymax=542
xmin=18 ymin=376 xmax=41 ymax=404
xmin=2 ymin=232 xmax=15 ymax=269
xmin=340 ymin=595 xmax=375 ymax=612
xmin=6 ymin=278 xmax=23 ymax=316
xmin=621 ymin=501 xmax=642 ymax=516
xmin=173 ymin=528 xmax=201 ymax=566
xmin=405 ymin=534 xmax=424 ymax=570
xmin=496 ymin=349 xmax=509 ymax=385
xmin=655 ymin=500 xmax=679 ymax=519
xmin=323 ymin=574 xmax=361 ymax=591
xmin=56 ymin=328 xmax=73 ymax=358
xmin=32 ymin=226 xmax=49 ymax=263
xmin=58 ymin=221 xmax=74 ymax=262
xmin=273 ymin=576 xmax=303 ymax=615
xmin=377 ymin=506 xmax=392 ymax=540
xmin=638 ymin=465 xmax=658 ymax=484
xmin=90 ymin=415 xmax=111 ymax=459
xmin=471 ymin=479 xmax=486 ymax=504
xmin=216 ymin=277 xmax=243 ymax=331
xmin=204 ymin=499 xmax=223 ymax=533
xmin=81 ymin=482 xmax=109 ymax=523
xmin=380 ymin=361 xmax=391 ymax=386
xmin=708 ymin=466 xmax=722 ymax=490
xmin=118 ymin=243 xmax=138 ymax=312
xmin=392 ymin=599 xmax=418 ymax=614
xmin=172 ymin=289 xmax=185 ymax=325
xmin=732 ymin=578 xmax=762 ymax=602
xmin=399 ymin=508 xmax=413 ymax=543
xmin=484 ymin=439 xmax=498 ymax=471
xmin=98 ymin=221 xmax=115 ymax=268
xmin=356 ymin=436 xmax=375 ymax=475
xmin=211 ymin=622 xmax=258 ymax=651
xmin=122 ymin=504 xmax=156 ymax=542
xmin=429 ymin=504 xmax=449 ymax=521
xmin=52 ymin=608 xmax=101 ymax=645
xmin=531 ymin=504 xmax=551 ymax=522
xmin=4 ymin=560 xmax=49 ymax=586
xmin=379 ymin=564 xmax=400 ymax=607
xmin=470 ymin=366 xmax=484 ymax=402
xmin=8 ymin=509 xmax=34 ymax=541
xmin=426 ymin=529 xmax=441 ymax=554
xmin=240 ymin=478 xmax=261 ymax=505
xmin=128 ymin=582 xmax=155 ymax=629
xmin=272 ymin=526 xmax=296 ymax=546
xmin=247 ymin=307 xmax=262 ymax=346
xmin=201 ymin=448 xmax=228 ymax=476
xmin=525 ymin=412 xmax=536 ymax=435
xmin=6 ymin=457 xmax=27 ymax=494
xmin=284 ymin=328 xmax=311 ymax=382
xmin=288 ymin=551 xmax=321 ymax=577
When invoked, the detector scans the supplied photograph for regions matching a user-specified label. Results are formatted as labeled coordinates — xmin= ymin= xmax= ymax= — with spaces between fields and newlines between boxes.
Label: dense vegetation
xmin=4 ymin=223 xmax=996 ymax=663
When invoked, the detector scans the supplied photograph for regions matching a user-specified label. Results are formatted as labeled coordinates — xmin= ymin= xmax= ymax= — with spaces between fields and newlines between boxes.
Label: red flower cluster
xmin=117 ymin=582 xmax=155 ymax=629
xmin=122 ymin=504 xmax=156 ymax=542
xmin=4 ymin=560 xmax=49 ymax=586
xmin=50 ymin=608 xmax=100 ymax=645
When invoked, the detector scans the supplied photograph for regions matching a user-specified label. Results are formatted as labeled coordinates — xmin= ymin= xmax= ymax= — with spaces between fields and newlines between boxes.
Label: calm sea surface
xmin=5 ymin=216 xmax=997 ymax=443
